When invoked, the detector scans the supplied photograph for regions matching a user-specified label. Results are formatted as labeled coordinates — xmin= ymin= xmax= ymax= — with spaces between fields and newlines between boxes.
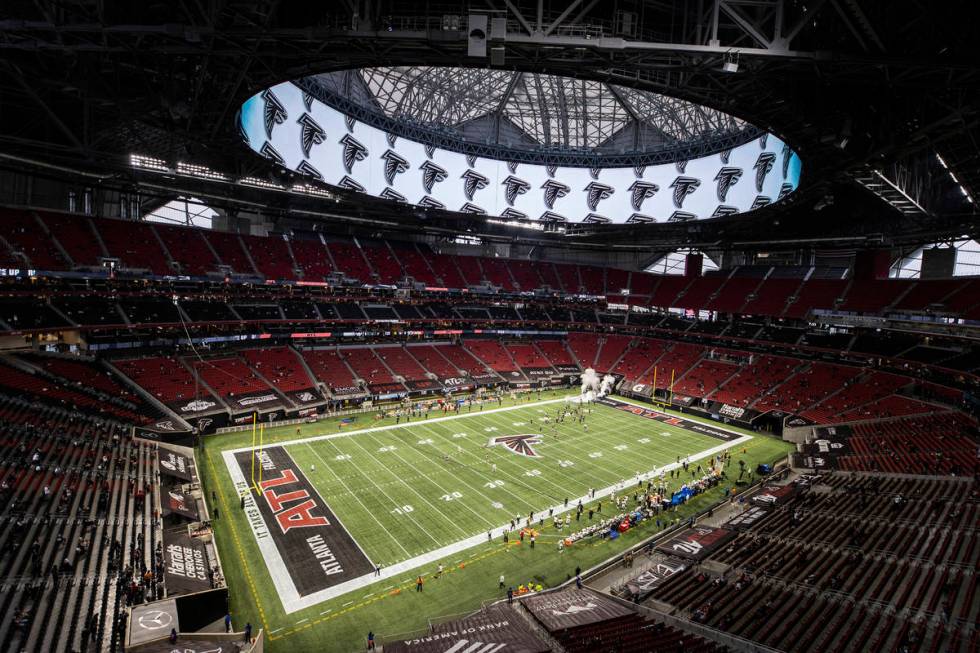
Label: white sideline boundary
xmin=221 ymin=395 xmax=754 ymax=614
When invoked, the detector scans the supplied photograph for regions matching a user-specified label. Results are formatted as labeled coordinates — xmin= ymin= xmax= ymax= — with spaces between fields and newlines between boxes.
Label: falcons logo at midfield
xmin=502 ymin=175 xmax=531 ymax=206
xmin=336 ymin=175 xmax=366 ymax=193
xmin=754 ymin=152 xmax=776 ymax=192
xmin=420 ymin=160 xmax=449 ymax=194
xmin=461 ymin=169 xmax=490 ymax=201
xmin=714 ymin=166 xmax=743 ymax=202
xmin=584 ymin=181 xmax=614 ymax=211
xmin=670 ymin=176 xmax=700 ymax=208
xmin=380 ymin=149 xmax=410 ymax=185
xmin=489 ymin=434 xmax=543 ymax=457
xmin=259 ymin=141 xmax=284 ymax=165
xmin=261 ymin=89 xmax=286 ymax=139
xmin=339 ymin=134 xmax=368 ymax=173
xmin=628 ymin=180 xmax=659 ymax=211
xmin=297 ymin=113 xmax=326 ymax=158
xmin=296 ymin=160 xmax=323 ymax=181
xmin=541 ymin=179 xmax=570 ymax=210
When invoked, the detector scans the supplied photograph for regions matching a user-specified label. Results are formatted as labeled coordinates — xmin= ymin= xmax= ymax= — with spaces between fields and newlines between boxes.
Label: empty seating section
xmin=38 ymin=213 xmax=104 ymax=267
xmin=532 ymin=262 xmax=558 ymax=290
xmin=424 ymin=248 xmax=466 ymax=288
xmin=612 ymin=338 xmax=666 ymax=384
xmin=95 ymin=219 xmax=171 ymax=275
xmin=297 ymin=349 xmax=358 ymax=392
xmin=740 ymin=278 xmax=801 ymax=316
xmin=391 ymin=244 xmax=437 ymax=285
xmin=360 ymin=243 xmax=403 ymax=284
xmin=784 ymin=278 xmax=846 ymax=318
xmin=752 ymin=362 xmax=860 ymax=414
xmin=837 ymin=394 xmax=937 ymax=422
xmin=651 ymin=343 xmax=703 ymax=389
xmin=154 ymin=224 xmax=218 ymax=276
xmin=0 ymin=209 xmax=69 ymax=270
xmin=712 ymin=355 xmax=797 ymax=407
xmin=342 ymin=348 xmax=400 ymax=387
xmin=191 ymin=357 xmax=271 ymax=398
xmin=579 ymin=265 xmax=605 ymax=295
xmin=372 ymin=346 xmax=428 ymax=381
xmin=505 ymin=343 xmax=551 ymax=369
xmin=844 ymin=412 xmax=978 ymax=473
xmin=242 ymin=347 xmax=314 ymax=393
xmin=0 ymin=363 xmax=144 ymax=423
xmin=407 ymin=345 xmax=459 ymax=378
xmin=802 ymin=371 xmax=909 ymax=423
xmin=566 ymin=332 xmax=600 ymax=368
xmin=435 ymin=344 xmax=487 ymax=375
xmin=707 ymin=277 xmax=758 ymax=313
xmin=554 ymin=263 xmax=581 ymax=293
xmin=289 ymin=237 xmax=334 ymax=281
xmin=113 ymin=357 xmax=206 ymax=405
xmin=203 ymin=231 xmax=254 ymax=274
xmin=463 ymin=339 xmax=517 ymax=372
xmin=544 ymin=610 xmax=725 ymax=653
xmin=606 ymin=268 xmax=630 ymax=294
xmin=479 ymin=257 xmax=516 ymax=290
xmin=676 ymin=276 xmax=725 ymax=310
xmin=649 ymin=276 xmax=691 ymax=309
xmin=327 ymin=241 xmax=372 ymax=283
xmin=838 ymin=279 xmax=912 ymax=313
xmin=535 ymin=340 xmax=576 ymax=368
xmin=943 ymin=279 xmax=980 ymax=319
xmin=593 ymin=334 xmax=632 ymax=372
xmin=672 ymin=359 xmax=739 ymax=398
xmin=646 ymin=475 xmax=978 ymax=653
xmin=0 ymin=397 xmax=159 ymax=653
xmin=240 ymin=234 xmax=296 ymax=280
xmin=893 ymin=279 xmax=962 ymax=311
xmin=25 ymin=356 xmax=156 ymax=423
xmin=507 ymin=260 xmax=542 ymax=291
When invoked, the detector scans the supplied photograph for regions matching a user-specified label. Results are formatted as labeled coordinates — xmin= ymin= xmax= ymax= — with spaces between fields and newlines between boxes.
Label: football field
xmin=203 ymin=391 xmax=793 ymax=651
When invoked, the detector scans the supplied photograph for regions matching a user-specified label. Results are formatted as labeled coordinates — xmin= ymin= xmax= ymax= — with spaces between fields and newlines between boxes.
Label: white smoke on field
xmin=600 ymin=374 xmax=615 ymax=396
xmin=580 ymin=368 xmax=600 ymax=401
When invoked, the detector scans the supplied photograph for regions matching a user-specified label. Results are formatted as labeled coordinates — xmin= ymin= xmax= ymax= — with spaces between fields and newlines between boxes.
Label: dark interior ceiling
xmin=0 ymin=0 xmax=977 ymax=252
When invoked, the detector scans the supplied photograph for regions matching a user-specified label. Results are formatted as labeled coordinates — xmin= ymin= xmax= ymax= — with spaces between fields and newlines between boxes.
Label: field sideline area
xmin=201 ymin=390 xmax=794 ymax=652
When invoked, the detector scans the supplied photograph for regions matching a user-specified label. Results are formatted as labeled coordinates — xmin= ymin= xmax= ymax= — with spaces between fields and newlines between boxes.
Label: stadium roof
xmin=305 ymin=67 xmax=755 ymax=161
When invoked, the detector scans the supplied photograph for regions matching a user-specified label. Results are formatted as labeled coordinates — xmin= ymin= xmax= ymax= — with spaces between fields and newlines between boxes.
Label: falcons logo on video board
xmin=296 ymin=160 xmax=323 ymax=181
xmin=626 ymin=213 xmax=657 ymax=224
xmin=297 ymin=113 xmax=326 ymax=158
xmin=502 ymin=175 xmax=531 ymax=206
xmin=540 ymin=211 xmax=567 ymax=223
xmin=386 ymin=132 xmax=398 ymax=148
xmin=424 ymin=144 xmax=435 ymax=159
xmin=546 ymin=164 xmax=558 ymax=178
xmin=714 ymin=166 xmax=743 ymax=202
xmin=339 ymin=134 xmax=368 ymax=173
xmin=584 ymin=181 xmax=614 ymax=211
xmin=344 ymin=115 xmax=356 ymax=133
xmin=628 ymin=180 xmax=659 ymax=211
xmin=670 ymin=176 xmax=700 ymax=208
xmin=381 ymin=149 xmax=410 ymax=185
xmin=259 ymin=141 xmax=285 ymax=165
xmin=759 ymin=133 xmax=769 ymax=149
xmin=754 ymin=152 xmax=776 ymax=192
xmin=500 ymin=207 xmax=528 ymax=219
xmin=781 ymin=143 xmax=792 ymax=179
xmin=379 ymin=187 xmax=406 ymax=202
xmin=261 ymin=89 xmax=287 ymax=139
xmin=778 ymin=182 xmax=794 ymax=200
xmin=675 ymin=160 xmax=688 ymax=174
xmin=489 ymin=434 xmax=542 ymax=457
xmin=461 ymin=169 xmax=490 ymax=201
xmin=466 ymin=154 xmax=478 ymax=168
xmin=506 ymin=161 xmax=519 ymax=174
xmin=633 ymin=166 xmax=646 ymax=179
xmin=541 ymin=179 xmax=570 ymax=210
xmin=583 ymin=214 xmax=611 ymax=224
xmin=589 ymin=167 xmax=601 ymax=180
xmin=336 ymin=175 xmax=366 ymax=193
xmin=302 ymin=91 xmax=314 ymax=111
xmin=750 ymin=195 xmax=772 ymax=210
xmin=719 ymin=148 xmax=732 ymax=164
xmin=668 ymin=210 xmax=697 ymax=222
xmin=417 ymin=195 xmax=445 ymax=209
xmin=420 ymin=160 xmax=448 ymax=194
xmin=711 ymin=205 xmax=739 ymax=218
xmin=459 ymin=202 xmax=486 ymax=214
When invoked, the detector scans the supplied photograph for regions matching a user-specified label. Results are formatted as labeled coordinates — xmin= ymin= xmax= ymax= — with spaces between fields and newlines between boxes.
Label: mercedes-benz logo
xmin=138 ymin=609 xmax=174 ymax=630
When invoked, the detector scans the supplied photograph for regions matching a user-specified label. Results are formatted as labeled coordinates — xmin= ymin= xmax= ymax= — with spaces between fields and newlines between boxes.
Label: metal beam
xmin=502 ymin=0 xmax=535 ymax=36
xmin=719 ymin=1 xmax=773 ymax=49
xmin=543 ymin=0 xmax=583 ymax=37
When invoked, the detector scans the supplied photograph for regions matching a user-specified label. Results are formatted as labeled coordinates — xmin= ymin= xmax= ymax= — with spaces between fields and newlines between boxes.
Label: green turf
xmin=199 ymin=390 xmax=793 ymax=652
